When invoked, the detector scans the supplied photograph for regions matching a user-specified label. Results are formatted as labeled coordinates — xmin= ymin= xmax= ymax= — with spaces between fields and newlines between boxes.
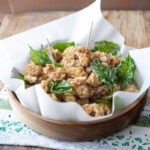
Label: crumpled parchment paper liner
xmin=0 ymin=0 xmax=150 ymax=121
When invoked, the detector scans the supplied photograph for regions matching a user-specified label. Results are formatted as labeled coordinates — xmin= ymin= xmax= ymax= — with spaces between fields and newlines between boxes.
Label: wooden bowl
xmin=8 ymin=89 xmax=147 ymax=141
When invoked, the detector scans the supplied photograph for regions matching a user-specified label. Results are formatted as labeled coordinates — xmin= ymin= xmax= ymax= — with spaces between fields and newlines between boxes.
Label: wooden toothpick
xmin=46 ymin=38 xmax=56 ymax=70
xmin=86 ymin=21 xmax=93 ymax=49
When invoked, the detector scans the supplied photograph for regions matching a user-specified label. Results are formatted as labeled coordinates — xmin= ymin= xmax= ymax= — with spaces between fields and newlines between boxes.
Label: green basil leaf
xmin=29 ymin=46 xmax=52 ymax=65
xmin=17 ymin=73 xmax=30 ymax=89
xmin=48 ymin=80 xmax=73 ymax=94
xmin=53 ymin=41 xmax=75 ymax=52
xmin=29 ymin=46 xmax=63 ymax=67
xmin=116 ymin=55 xmax=136 ymax=89
xmin=90 ymin=58 xmax=116 ymax=92
xmin=93 ymin=40 xmax=120 ymax=56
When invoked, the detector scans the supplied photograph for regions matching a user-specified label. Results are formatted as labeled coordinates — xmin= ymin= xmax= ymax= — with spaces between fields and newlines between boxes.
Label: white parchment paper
xmin=0 ymin=0 xmax=150 ymax=121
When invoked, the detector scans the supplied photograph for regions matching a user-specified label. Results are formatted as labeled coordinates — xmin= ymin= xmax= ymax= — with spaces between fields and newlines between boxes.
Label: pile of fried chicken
xmin=22 ymin=46 xmax=138 ymax=117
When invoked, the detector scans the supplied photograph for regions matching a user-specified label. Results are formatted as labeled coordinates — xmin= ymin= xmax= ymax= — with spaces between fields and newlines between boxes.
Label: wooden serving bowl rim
xmin=8 ymin=89 xmax=147 ymax=125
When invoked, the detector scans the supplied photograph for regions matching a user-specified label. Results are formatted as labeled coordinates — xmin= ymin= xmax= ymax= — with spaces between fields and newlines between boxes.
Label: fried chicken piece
xmin=45 ymin=47 xmax=63 ymax=62
xmin=24 ymin=74 xmax=37 ymax=84
xmin=61 ymin=46 xmax=78 ymax=67
xmin=67 ymin=76 xmax=87 ymax=86
xmin=94 ymin=85 xmax=109 ymax=95
xmin=43 ymin=64 xmax=54 ymax=74
xmin=37 ymin=74 xmax=48 ymax=83
xmin=43 ymin=64 xmax=66 ymax=81
xmin=78 ymin=53 xmax=90 ymax=67
xmin=92 ymin=85 xmax=109 ymax=100
xmin=61 ymin=57 xmax=80 ymax=68
xmin=91 ymin=51 xmax=120 ymax=67
xmin=67 ymin=76 xmax=92 ymax=99
xmin=91 ymin=51 xmax=109 ymax=62
xmin=51 ymin=49 xmax=63 ymax=62
xmin=124 ymin=84 xmax=138 ymax=92
xmin=109 ymin=55 xmax=120 ymax=67
xmin=82 ymin=103 xmax=111 ymax=116
xmin=74 ymin=46 xmax=90 ymax=67
xmin=23 ymin=62 xmax=43 ymax=76
xmin=73 ymin=85 xmax=92 ymax=99
xmin=66 ymin=67 xmax=87 ymax=78
xmin=41 ymin=80 xmax=49 ymax=92
xmin=63 ymin=46 xmax=76 ymax=58
xmin=87 ymin=72 xmax=100 ymax=87
xmin=61 ymin=46 xmax=91 ymax=68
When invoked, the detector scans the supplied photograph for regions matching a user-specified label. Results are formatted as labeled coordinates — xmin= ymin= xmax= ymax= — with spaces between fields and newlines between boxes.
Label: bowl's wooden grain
xmin=7 ymin=89 xmax=147 ymax=141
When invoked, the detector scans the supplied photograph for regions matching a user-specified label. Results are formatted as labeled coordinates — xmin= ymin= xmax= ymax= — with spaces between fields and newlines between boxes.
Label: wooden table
xmin=0 ymin=10 xmax=150 ymax=150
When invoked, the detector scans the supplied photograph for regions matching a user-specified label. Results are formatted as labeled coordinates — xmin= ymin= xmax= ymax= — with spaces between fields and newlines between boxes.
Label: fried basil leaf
xmin=29 ymin=46 xmax=52 ymax=65
xmin=116 ymin=55 xmax=136 ymax=89
xmin=48 ymin=80 xmax=73 ymax=94
xmin=91 ymin=58 xmax=116 ymax=92
xmin=17 ymin=73 xmax=30 ymax=89
xmin=95 ymin=96 xmax=112 ymax=103
xmin=93 ymin=40 xmax=120 ymax=56
xmin=29 ymin=46 xmax=62 ymax=67
xmin=53 ymin=41 xmax=75 ymax=52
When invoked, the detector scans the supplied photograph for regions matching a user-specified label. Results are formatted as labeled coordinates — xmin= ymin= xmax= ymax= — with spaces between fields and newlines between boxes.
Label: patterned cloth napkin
xmin=0 ymin=87 xmax=150 ymax=150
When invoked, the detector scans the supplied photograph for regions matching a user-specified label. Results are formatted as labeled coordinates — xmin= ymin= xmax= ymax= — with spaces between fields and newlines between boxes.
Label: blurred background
xmin=0 ymin=0 xmax=149 ymax=13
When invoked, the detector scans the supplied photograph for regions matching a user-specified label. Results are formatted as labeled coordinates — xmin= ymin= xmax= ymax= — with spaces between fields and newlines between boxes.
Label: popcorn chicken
xmin=78 ymin=53 xmax=90 ymax=67
xmin=66 ymin=67 xmax=87 ymax=78
xmin=67 ymin=76 xmax=92 ymax=99
xmin=87 ymin=72 xmax=100 ymax=87
xmin=92 ymin=85 xmax=109 ymax=100
xmin=91 ymin=51 xmax=109 ymax=62
xmin=51 ymin=49 xmax=63 ymax=62
xmin=63 ymin=46 xmax=76 ymax=58
xmin=43 ymin=64 xmax=54 ymax=74
xmin=23 ymin=62 xmax=42 ymax=76
xmin=37 ymin=74 xmax=48 ymax=82
xmin=61 ymin=46 xmax=91 ymax=68
xmin=41 ymin=80 xmax=49 ymax=92
xmin=61 ymin=57 xmax=80 ymax=68
xmin=67 ymin=76 xmax=87 ymax=86
xmin=43 ymin=64 xmax=66 ymax=81
xmin=124 ymin=84 xmax=138 ymax=92
xmin=75 ymin=46 xmax=91 ymax=67
xmin=82 ymin=103 xmax=111 ymax=116
xmin=24 ymin=74 xmax=37 ymax=84
xmin=95 ymin=85 xmax=109 ymax=95
xmin=73 ymin=85 xmax=92 ymax=99
xmin=109 ymin=55 xmax=120 ymax=67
